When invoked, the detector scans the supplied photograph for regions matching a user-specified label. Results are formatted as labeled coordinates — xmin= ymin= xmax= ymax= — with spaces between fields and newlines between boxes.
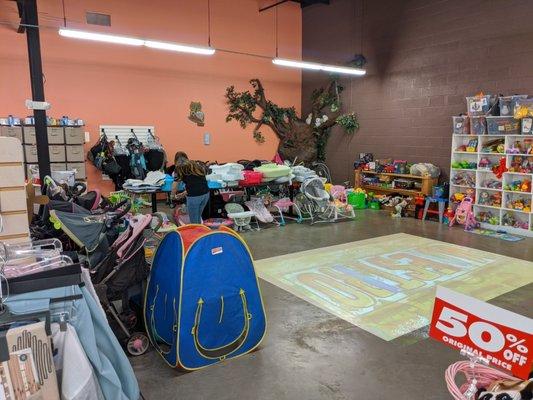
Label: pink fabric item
xmin=117 ymin=214 xmax=152 ymax=258
xmin=272 ymin=153 xmax=284 ymax=165
xmin=274 ymin=197 xmax=293 ymax=209
xmin=90 ymin=189 xmax=101 ymax=210
xmin=220 ymin=190 xmax=245 ymax=202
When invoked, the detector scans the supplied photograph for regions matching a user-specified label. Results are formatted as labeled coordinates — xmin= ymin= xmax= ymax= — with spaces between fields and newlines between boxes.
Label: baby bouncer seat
xmin=224 ymin=203 xmax=258 ymax=231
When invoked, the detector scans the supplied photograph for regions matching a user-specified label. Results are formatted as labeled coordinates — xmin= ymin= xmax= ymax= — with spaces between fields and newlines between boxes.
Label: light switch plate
xmin=203 ymin=132 xmax=210 ymax=145
xmin=84 ymin=131 xmax=90 ymax=143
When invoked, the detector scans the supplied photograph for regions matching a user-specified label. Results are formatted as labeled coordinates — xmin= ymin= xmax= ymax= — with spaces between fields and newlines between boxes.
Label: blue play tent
xmin=144 ymin=225 xmax=267 ymax=370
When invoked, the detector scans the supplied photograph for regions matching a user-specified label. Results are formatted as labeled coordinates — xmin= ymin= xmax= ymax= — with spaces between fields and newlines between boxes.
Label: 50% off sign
xmin=429 ymin=286 xmax=533 ymax=379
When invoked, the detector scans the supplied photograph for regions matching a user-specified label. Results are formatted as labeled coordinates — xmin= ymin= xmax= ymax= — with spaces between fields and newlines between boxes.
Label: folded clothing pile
xmin=291 ymin=165 xmax=318 ymax=182
xmin=123 ymin=170 xmax=166 ymax=192
xmin=206 ymin=163 xmax=245 ymax=187
xmin=254 ymin=163 xmax=292 ymax=183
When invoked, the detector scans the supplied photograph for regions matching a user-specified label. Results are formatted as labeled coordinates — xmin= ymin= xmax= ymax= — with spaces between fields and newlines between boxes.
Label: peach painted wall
xmin=0 ymin=0 xmax=302 ymax=192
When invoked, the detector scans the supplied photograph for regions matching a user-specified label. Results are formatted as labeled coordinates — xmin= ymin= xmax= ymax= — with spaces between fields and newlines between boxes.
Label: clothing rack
xmin=1 ymin=262 xmax=82 ymax=295
xmin=99 ymin=125 xmax=156 ymax=145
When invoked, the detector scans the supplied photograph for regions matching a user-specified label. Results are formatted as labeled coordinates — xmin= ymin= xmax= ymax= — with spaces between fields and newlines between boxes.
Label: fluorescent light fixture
xmin=144 ymin=40 xmax=215 ymax=55
xmin=272 ymin=58 xmax=322 ymax=70
xmin=58 ymin=28 xmax=215 ymax=55
xmin=273 ymin=58 xmax=366 ymax=76
xmin=58 ymin=28 xmax=143 ymax=46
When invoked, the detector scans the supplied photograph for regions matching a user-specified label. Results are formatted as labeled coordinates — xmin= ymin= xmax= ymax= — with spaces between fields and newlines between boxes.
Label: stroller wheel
xmin=126 ymin=332 xmax=150 ymax=356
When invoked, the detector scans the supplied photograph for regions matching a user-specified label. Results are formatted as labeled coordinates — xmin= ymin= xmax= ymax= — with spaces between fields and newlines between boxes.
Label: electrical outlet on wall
xmin=203 ymin=132 xmax=210 ymax=145
xmin=85 ymin=131 xmax=90 ymax=143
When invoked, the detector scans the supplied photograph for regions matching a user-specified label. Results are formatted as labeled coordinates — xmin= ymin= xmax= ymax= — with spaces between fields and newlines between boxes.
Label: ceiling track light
xmin=272 ymin=58 xmax=366 ymax=76
xmin=58 ymin=28 xmax=215 ymax=55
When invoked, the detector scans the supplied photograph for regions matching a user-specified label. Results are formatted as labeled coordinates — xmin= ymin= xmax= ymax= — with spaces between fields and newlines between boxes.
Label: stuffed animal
xmin=449 ymin=197 xmax=478 ymax=230
xmin=492 ymin=157 xmax=508 ymax=179
xmin=476 ymin=377 xmax=532 ymax=400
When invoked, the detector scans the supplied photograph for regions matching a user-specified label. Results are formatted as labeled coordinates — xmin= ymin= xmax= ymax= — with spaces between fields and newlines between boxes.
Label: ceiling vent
xmin=86 ymin=12 xmax=111 ymax=26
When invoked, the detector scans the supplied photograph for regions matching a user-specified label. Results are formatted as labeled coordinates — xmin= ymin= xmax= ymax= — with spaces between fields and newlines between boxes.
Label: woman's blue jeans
xmin=187 ymin=193 xmax=210 ymax=224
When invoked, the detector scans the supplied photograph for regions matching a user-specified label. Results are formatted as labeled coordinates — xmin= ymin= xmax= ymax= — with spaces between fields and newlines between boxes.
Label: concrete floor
xmin=132 ymin=210 xmax=533 ymax=400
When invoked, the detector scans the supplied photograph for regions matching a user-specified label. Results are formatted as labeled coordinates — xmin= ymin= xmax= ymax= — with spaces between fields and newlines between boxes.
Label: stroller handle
xmin=71 ymin=182 xmax=87 ymax=197
xmin=104 ymin=199 xmax=131 ymax=229
xmin=112 ymin=200 xmax=131 ymax=220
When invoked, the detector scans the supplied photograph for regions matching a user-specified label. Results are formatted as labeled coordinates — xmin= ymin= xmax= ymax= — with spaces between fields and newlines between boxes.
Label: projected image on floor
xmin=255 ymin=233 xmax=533 ymax=341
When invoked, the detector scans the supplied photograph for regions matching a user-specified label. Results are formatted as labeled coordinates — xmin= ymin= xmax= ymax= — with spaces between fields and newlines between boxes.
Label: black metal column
xmin=22 ymin=0 xmax=51 ymax=179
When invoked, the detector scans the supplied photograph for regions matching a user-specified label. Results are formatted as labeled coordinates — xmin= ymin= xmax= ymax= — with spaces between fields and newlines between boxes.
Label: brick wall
xmin=302 ymin=0 xmax=533 ymax=183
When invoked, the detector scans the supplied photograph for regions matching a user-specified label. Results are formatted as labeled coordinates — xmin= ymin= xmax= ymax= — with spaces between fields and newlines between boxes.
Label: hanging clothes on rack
xmin=51 ymin=322 xmax=104 ymax=400
xmin=144 ymin=130 xmax=166 ymax=172
xmin=112 ymin=138 xmax=131 ymax=190
xmin=0 ymin=240 xmax=140 ymax=400
xmin=126 ymin=136 xmax=146 ymax=181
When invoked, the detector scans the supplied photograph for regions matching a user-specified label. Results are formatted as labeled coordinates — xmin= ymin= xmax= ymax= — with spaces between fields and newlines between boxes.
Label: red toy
xmin=492 ymin=157 xmax=507 ymax=179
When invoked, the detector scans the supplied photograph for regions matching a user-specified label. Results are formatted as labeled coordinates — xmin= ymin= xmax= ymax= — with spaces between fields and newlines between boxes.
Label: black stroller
xmin=49 ymin=205 xmax=158 ymax=356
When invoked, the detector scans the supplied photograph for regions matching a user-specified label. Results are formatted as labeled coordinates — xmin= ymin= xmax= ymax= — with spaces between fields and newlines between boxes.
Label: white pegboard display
xmin=99 ymin=125 xmax=156 ymax=145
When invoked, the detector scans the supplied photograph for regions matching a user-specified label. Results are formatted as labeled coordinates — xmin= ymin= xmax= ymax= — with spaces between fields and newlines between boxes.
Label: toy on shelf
xmin=466 ymin=138 xmax=478 ymax=152
xmin=508 ymin=156 xmax=533 ymax=173
xmin=478 ymin=157 xmax=492 ymax=169
xmin=506 ymin=195 xmax=531 ymax=212
xmin=490 ymin=192 xmax=502 ymax=207
xmin=470 ymin=116 xmax=486 ymax=135
xmin=478 ymin=191 xmax=501 ymax=207
xmin=476 ymin=211 xmax=499 ymax=225
xmin=492 ymin=157 xmax=507 ymax=179
xmin=451 ymin=160 xmax=477 ymax=170
xmin=481 ymin=178 xmax=502 ymax=190
xmin=393 ymin=160 xmax=408 ymax=174
xmin=452 ymin=115 xmax=470 ymax=134
xmin=502 ymin=212 xmax=529 ymax=229
xmin=451 ymin=171 xmax=475 ymax=187
xmin=506 ymin=141 xmax=522 ymax=154
xmin=449 ymin=197 xmax=479 ymax=231
xmin=450 ymin=192 xmax=466 ymax=203
xmin=478 ymin=191 xmax=490 ymax=205
xmin=481 ymin=138 xmax=505 ymax=154
xmin=504 ymin=179 xmax=531 ymax=193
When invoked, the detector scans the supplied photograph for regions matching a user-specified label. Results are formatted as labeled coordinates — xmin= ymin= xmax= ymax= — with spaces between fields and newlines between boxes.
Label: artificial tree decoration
xmin=225 ymin=79 xmax=359 ymax=164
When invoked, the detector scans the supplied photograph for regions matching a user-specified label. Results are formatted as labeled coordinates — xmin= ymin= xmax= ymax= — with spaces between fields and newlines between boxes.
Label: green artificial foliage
xmin=336 ymin=113 xmax=360 ymax=134
xmin=225 ymin=78 xmax=359 ymax=163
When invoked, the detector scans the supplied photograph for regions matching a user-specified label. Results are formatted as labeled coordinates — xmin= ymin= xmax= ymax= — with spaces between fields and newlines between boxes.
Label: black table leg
xmin=151 ymin=192 xmax=157 ymax=213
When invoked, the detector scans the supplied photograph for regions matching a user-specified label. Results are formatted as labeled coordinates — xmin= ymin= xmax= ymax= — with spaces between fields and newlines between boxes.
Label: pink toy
xmin=330 ymin=185 xmax=348 ymax=202
xmin=449 ymin=197 xmax=478 ymax=231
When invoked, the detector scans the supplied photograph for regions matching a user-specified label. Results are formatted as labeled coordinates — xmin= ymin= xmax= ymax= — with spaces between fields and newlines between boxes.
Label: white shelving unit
xmin=449 ymin=134 xmax=532 ymax=236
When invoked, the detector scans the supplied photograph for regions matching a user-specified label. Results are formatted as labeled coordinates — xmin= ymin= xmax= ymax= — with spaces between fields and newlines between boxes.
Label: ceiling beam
xmin=259 ymin=0 xmax=290 ymax=12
